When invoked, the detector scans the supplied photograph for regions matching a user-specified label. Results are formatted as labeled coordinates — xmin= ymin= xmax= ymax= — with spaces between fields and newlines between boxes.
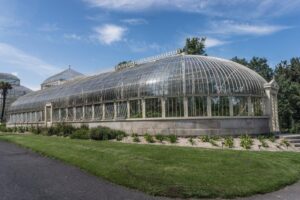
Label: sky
xmin=0 ymin=0 xmax=300 ymax=91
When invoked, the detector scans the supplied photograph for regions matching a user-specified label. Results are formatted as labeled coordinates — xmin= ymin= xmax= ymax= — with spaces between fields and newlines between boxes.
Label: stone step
xmin=288 ymin=140 xmax=300 ymax=143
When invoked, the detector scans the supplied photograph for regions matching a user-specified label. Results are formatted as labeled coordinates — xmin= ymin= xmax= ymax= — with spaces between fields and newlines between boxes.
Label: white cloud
xmin=83 ymin=0 xmax=300 ymax=18
xmin=93 ymin=24 xmax=126 ymax=45
xmin=121 ymin=18 xmax=148 ymax=25
xmin=205 ymin=37 xmax=227 ymax=48
xmin=0 ymin=42 xmax=61 ymax=77
xmin=208 ymin=21 xmax=290 ymax=36
xmin=64 ymin=33 xmax=82 ymax=40
xmin=38 ymin=23 xmax=59 ymax=32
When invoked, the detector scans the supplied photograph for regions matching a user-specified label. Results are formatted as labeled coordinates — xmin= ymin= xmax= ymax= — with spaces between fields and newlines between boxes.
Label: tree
xmin=0 ymin=81 xmax=12 ymax=122
xmin=182 ymin=37 xmax=206 ymax=55
xmin=275 ymin=58 xmax=300 ymax=133
xmin=231 ymin=57 xmax=273 ymax=82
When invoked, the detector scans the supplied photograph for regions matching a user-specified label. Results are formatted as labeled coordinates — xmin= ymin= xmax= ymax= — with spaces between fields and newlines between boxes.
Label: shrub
xmin=168 ymin=134 xmax=178 ymax=143
xmin=258 ymin=136 xmax=269 ymax=148
xmin=132 ymin=134 xmax=140 ymax=142
xmin=116 ymin=134 xmax=124 ymax=141
xmin=224 ymin=136 xmax=234 ymax=148
xmin=268 ymin=136 xmax=276 ymax=143
xmin=80 ymin=124 xmax=89 ymax=130
xmin=240 ymin=135 xmax=253 ymax=149
xmin=188 ymin=137 xmax=196 ymax=145
xmin=18 ymin=126 xmax=25 ymax=133
xmin=0 ymin=124 xmax=7 ymax=132
xmin=89 ymin=126 xmax=125 ymax=140
xmin=200 ymin=135 xmax=210 ymax=142
xmin=47 ymin=127 xmax=58 ymax=136
xmin=57 ymin=123 xmax=75 ymax=136
xmin=211 ymin=135 xmax=220 ymax=141
xmin=155 ymin=134 xmax=165 ymax=143
xmin=32 ymin=126 xmax=42 ymax=135
xmin=144 ymin=134 xmax=155 ymax=143
xmin=70 ymin=129 xmax=89 ymax=139
xmin=209 ymin=139 xmax=218 ymax=147
xmin=280 ymin=139 xmax=290 ymax=148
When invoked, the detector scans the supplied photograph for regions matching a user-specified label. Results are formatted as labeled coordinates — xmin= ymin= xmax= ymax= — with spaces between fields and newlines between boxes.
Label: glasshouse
xmin=7 ymin=52 xmax=280 ymax=135
xmin=0 ymin=73 xmax=32 ymax=121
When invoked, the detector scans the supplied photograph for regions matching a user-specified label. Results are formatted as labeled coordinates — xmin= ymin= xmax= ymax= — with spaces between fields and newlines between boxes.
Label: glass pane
xmin=166 ymin=97 xmax=184 ymax=117
xmin=94 ymin=104 xmax=103 ymax=120
xmin=188 ymin=96 xmax=207 ymax=117
xmin=145 ymin=98 xmax=161 ymax=118
xmin=252 ymin=97 xmax=263 ymax=116
xmin=67 ymin=107 xmax=74 ymax=121
xmin=211 ymin=96 xmax=230 ymax=116
xmin=76 ymin=106 xmax=83 ymax=121
xmin=53 ymin=109 xmax=59 ymax=122
xmin=117 ymin=101 xmax=127 ymax=119
xmin=61 ymin=108 xmax=67 ymax=121
xmin=85 ymin=105 xmax=93 ymax=120
xmin=130 ymin=100 xmax=142 ymax=118
xmin=105 ymin=103 xmax=114 ymax=120
xmin=232 ymin=96 xmax=248 ymax=116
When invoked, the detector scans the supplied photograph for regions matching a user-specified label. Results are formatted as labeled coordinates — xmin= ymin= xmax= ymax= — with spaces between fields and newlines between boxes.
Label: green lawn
xmin=1 ymin=134 xmax=300 ymax=199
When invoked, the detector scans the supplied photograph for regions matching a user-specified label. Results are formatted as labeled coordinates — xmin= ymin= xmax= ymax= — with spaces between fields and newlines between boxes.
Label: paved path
xmin=0 ymin=141 xmax=300 ymax=200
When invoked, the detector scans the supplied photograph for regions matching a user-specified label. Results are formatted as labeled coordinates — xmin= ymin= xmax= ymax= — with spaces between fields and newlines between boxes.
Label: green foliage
xmin=56 ymin=123 xmax=75 ymax=136
xmin=224 ymin=136 xmax=234 ymax=148
xmin=89 ymin=126 xmax=126 ymax=141
xmin=0 ymin=124 xmax=7 ymax=132
xmin=209 ymin=139 xmax=218 ymax=147
xmin=240 ymin=135 xmax=253 ymax=149
xmin=200 ymin=135 xmax=210 ymax=142
xmin=0 ymin=81 xmax=12 ymax=122
xmin=155 ymin=134 xmax=165 ymax=143
xmin=188 ymin=137 xmax=196 ymax=145
xmin=70 ymin=129 xmax=90 ymax=139
xmin=280 ymin=139 xmax=290 ymax=148
xmin=258 ymin=136 xmax=269 ymax=148
xmin=182 ymin=37 xmax=206 ymax=55
xmin=144 ymin=134 xmax=155 ymax=143
xmin=275 ymin=58 xmax=300 ymax=133
xmin=168 ymin=134 xmax=178 ymax=143
xmin=132 ymin=134 xmax=140 ymax=143
xmin=232 ymin=57 xmax=273 ymax=81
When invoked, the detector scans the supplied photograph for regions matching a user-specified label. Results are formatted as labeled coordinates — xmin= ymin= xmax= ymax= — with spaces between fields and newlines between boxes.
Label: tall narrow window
xmin=76 ymin=106 xmax=83 ymax=121
xmin=252 ymin=97 xmax=263 ymax=116
xmin=67 ymin=107 xmax=74 ymax=121
xmin=166 ymin=97 xmax=184 ymax=117
xmin=105 ymin=103 xmax=114 ymax=120
xmin=145 ymin=98 xmax=161 ymax=118
xmin=61 ymin=108 xmax=67 ymax=121
xmin=117 ymin=102 xmax=127 ymax=119
xmin=232 ymin=96 xmax=248 ymax=116
xmin=188 ymin=96 xmax=207 ymax=117
xmin=53 ymin=109 xmax=59 ymax=122
xmin=130 ymin=100 xmax=142 ymax=118
xmin=85 ymin=105 xmax=93 ymax=120
xmin=94 ymin=104 xmax=103 ymax=120
xmin=211 ymin=96 xmax=230 ymax=116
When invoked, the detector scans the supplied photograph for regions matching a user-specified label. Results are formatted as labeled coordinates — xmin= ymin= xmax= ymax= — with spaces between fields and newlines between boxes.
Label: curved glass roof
xmin=9 ymin=54 xmax=267 ymax=113
xmin=42 ymin=68 xmax=84 ymax=85
xmin=0 ymin=73 xmax=20 ymax=85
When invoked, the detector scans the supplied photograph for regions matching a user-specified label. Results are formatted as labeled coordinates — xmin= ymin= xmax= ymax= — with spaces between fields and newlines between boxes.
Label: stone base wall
xmin=9 ymin=117 xmax=270 ymax=136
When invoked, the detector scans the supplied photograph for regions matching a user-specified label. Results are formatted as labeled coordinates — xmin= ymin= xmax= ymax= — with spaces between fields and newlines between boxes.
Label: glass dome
xmin=8 ymin=54 xmax=268 ymax=125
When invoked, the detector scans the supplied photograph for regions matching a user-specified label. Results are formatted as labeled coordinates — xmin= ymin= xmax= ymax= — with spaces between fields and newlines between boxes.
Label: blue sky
xmin=0 ymin=0 xmax=300 ymax=90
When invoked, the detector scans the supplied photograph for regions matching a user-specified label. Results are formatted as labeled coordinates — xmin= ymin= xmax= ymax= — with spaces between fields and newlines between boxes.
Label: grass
xmin=1 ymin=134 xmax=300 ymax=199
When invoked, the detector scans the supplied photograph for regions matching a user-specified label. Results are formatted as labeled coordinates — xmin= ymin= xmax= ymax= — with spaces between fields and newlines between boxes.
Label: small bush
xmin=18 ymin=126 xmax=25 ymax=133
xmin=0 ymin=124 xmax=7 ymax=132
xmin=132 ymin=135 xmax=140 ymax=142
xmin=188 ymin=137 xmax=196 ymax=145
xmin=116 ymin=134 xmax=124 ymax=141
xmin=58 ymin=124 xmax=75 ymax=136
xmin=209 ymin=139 xmax=218 ymax=147
xmin=280 ymin=139 xmax=290 ymax=148
xmin=258 ymin=136 xmax=269 ymax=148
xmin=200 ymin=135 xmax=210 ymax=142
xmin=144 ymin=134 xmax=155 ymax=143
xmin=89 ymin=126 xmax=125 ymax=141
xmin=211 ymin=135 xmax=220 ymax=141
xmin=240 ymin=135 xmax=253 ymax=149
xmin=268 ymin=136 xmax=276 ymax=143
xmin=155 ymin=134 xmax=165 ymax=143
xmin=80 ymin=124 xmax=89 ymax=130
xmin=70 ymin=129 xmax=90 ymax=139
xmin=224 ymin=136 xmax=234 ymax=148
xmin=168 ymin=134 xmax=178 ymax=143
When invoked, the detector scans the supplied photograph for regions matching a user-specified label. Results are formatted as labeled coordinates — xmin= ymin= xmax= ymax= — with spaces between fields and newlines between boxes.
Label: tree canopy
xmin=182 ymin=37 xmax=206 ymax=55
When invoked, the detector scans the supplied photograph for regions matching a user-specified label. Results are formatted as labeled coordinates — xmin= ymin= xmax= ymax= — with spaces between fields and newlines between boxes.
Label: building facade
xmin=0 ymin=73 xmax=32 ymax=121
xmin=7 ymin=53 xmax=279 ymax=135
